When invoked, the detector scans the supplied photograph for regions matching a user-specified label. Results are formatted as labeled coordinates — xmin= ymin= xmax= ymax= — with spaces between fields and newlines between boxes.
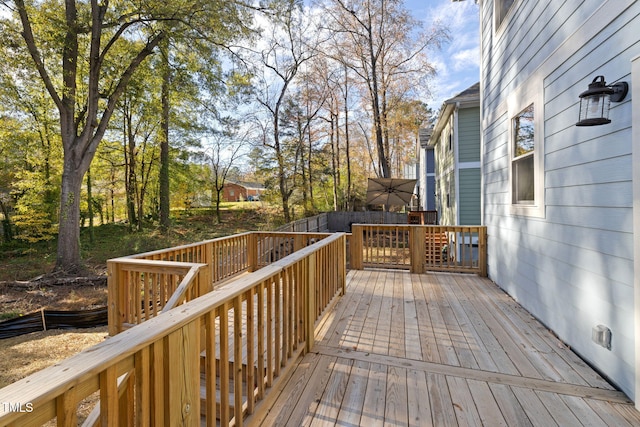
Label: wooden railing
xmin=130 ymin=232 xmax=252 ymax=284
xmin=350 ymin=224 xmax=487 ymax=276
xmin=250 ymin=232 xmax=332 ymax=270
xmin=108 ymin=232 xmax=332 ymax=335
xmin=0 ymin=233 xmax=347 ymax=427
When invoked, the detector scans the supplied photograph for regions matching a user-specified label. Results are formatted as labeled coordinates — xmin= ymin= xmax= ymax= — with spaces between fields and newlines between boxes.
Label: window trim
xmin=507 ymin=82 xmax=545 ymax=218
xmin=494 ymin=0 xmax=517 ymax=34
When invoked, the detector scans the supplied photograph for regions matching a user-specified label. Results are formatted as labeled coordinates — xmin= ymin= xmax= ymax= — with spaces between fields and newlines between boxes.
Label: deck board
xmin=251 ymin=270 xmax=640 ymax=426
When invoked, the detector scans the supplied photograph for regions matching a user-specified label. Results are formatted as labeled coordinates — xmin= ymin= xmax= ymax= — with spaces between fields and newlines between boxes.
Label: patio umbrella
xmin=366 ymin=178 xmax=417 ymax=206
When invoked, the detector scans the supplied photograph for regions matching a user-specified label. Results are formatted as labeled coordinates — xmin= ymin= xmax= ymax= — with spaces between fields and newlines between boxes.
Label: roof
xmin=419 ymin=128 xmax=433 ymax=148
xmin=443 ymin=82 xmax=480 ymax=106
xmin=227 ymin=181 xmax=266 ymax=190
xmin=427 ymin=82 xmax=480 ymax=147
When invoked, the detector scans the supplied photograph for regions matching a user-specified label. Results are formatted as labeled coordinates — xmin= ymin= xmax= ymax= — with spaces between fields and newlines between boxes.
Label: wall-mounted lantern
xmin=576 ymin=76 xmax=628 ymax=126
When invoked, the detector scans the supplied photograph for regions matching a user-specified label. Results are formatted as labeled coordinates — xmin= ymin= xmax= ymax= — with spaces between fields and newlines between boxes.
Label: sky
xmin=405 ymin=0 xmax=481 ymax=110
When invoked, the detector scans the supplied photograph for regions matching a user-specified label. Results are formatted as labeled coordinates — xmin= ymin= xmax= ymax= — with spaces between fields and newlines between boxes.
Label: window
xmin=512 ymin=104 xmax=535 ymax=204
xmin=507 ymin=82 xmax=544 ymax=218
xmin=495 ymin=0 xmax=515 ymax=29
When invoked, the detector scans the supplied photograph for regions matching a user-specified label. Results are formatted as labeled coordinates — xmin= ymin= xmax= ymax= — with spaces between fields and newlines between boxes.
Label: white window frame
xmin=507 ymin=81 xmax=545 ymax=218
xmin=494 ymin=0 xmax=517 ymax=34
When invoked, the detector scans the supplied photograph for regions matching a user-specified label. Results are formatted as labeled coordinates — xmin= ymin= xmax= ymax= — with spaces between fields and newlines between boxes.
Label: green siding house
xmin=428 ymin=83 xmax=481 ymax=226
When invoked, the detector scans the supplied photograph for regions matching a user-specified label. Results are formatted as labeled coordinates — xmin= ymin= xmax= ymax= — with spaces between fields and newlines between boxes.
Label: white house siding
xmin=481 ymin=0 xmax=638 ymax=399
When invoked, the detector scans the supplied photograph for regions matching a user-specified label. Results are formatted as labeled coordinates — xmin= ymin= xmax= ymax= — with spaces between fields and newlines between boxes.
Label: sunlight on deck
xmin=253 ymin=269 xmax=640 ymax=427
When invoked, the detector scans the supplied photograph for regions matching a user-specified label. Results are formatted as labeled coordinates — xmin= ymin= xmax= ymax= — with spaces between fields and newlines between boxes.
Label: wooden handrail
xmin=161 ymin=265 xmax=209 ymax=313
xmin=0 ymin=233 xmax=347 ymax=427
xmin=107 ymin=259 xmax=210 ymax=335
xmin=107 ymin=232 xmax=333 ymax=335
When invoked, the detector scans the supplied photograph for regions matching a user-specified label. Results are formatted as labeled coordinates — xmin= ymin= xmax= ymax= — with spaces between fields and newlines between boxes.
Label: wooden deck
xmin=251 ymin=269 xmax=640 ymax=426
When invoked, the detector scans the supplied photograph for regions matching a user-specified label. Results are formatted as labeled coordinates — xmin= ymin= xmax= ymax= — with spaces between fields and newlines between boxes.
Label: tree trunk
xmin=307 ymin=124 xmax=315 ymax=211
xmin=215 ymin=188 xmax=222 ymax=224
xmin=278 ymin=157 xmax=292 ymax=224
xmin=0 ymin=200 xmax=13 ymax=241
xmin=124 ymin=108 xmax=137 ymax=231
xmin=330 ymin=114 xmax=338 ymax=211
xmin=87 ymin=167 xmax=94 ymax=244
xmin=343 ymin=66 xmax=352 ymax=210
xmin=299 ymin=115 xmax=309 ymax=215
xmin=56 ymin=165 xmax=83 ymax=273
xmin=159 ymin=42 xmax=171 ymax=232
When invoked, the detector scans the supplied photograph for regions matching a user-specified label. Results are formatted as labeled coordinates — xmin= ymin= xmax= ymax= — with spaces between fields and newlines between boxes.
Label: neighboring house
xmin=476 ymin=0 xmax=639 ymax=404
xmin=416 ymin=128 xmax=437 ymax=212
xmin=221 ymin=182 xmax=265 ymax=202
xmin=428 ymin=82 xmax=481 ymax=226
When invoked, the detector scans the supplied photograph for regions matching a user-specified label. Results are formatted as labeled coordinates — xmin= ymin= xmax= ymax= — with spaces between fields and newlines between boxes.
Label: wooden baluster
xmin=204 ymin=311 xmax=217 ymax=427
xmin=135 ymin=347 xmax=150 ymax=427
xmin=233 ymin=295 xmax=243 ymax=427
xmin=219 ymin=304 xmax=230 ymax=426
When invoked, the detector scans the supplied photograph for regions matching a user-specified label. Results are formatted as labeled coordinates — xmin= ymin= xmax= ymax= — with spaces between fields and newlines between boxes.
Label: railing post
xmin=410 ymin=226 xmax=426 ymax=274
xmin=306 ymin=255 xmax=316 ymax=353
xmin=166 ymin=322 xmax=200 ymax=426
xmin=205 ymin=241 xmax=214 ymax=287
xmin=248 ymin=232 xmax=258 ymax=272
xmin=479 ymin=227 xmax=488 ymax=277
xmin=294 ymin=233 xmax=305 ymax=252
xmin=350 ymin=225 xmax=363 ymax=270
xmin=197 ymin=264 xmax=212 ymax=297
xmin=107 ymin=260 xmax=123 ymax=336
xmin=340 ymin=234 xmax=347 ymax=295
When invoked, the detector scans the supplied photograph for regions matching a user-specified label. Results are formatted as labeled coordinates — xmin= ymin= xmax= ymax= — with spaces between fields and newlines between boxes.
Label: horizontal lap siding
xmin=481 ymin=0 xmax=638 ymax=398
xmin=435 ymin=119 xmax=456 ymax=225
xmin=458 ymin=107 xmax=481 ymax=163
xmin=458 ymin=169 xmax=481 ymax=226
xmin=458 ymin=107 xmax=481 ymax=226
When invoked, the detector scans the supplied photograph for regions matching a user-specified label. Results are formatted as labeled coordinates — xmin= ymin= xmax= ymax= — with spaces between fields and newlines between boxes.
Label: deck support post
xmin=107 ymin=260 xmax=124 ymax=336
xmin=479 ymin=227 xmax=488 ymax=277
xmin=340 ymin=234 xmax=347 ymax=295
xmin=248 ymin=232 xmax=258 ymax=272
xmin=350 ymin=225 xmax=363 ymax=270
xmin=410 ymin=226 xmax=426 ymax=274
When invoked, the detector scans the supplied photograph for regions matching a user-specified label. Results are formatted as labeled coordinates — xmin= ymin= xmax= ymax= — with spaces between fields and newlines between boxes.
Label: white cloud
xmin=452 ymin=47 xmax=480 ymax=72
xmin=420 ymin=0 xmax=480 ymax=108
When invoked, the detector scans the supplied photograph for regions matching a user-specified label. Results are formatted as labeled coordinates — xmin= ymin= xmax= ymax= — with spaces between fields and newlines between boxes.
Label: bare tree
xmin=205 ymin=120 xmax=249 ymax=223
xmin=320 ymin=0 xmax=448 ymax=178
xmin=250 ymin=0 xmax=323 ymax=222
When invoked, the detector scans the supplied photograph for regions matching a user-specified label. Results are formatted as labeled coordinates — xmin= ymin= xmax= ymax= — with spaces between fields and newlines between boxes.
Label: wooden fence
xmin=275 ymin=211 xmax=410 ymax=233
xmin=275 ymin=214 xmax=329 ymax=232
xmin=350 ymin=224 xmax=487 ymax=276
xmin=0 ymin=233 xmax=347 ymax=427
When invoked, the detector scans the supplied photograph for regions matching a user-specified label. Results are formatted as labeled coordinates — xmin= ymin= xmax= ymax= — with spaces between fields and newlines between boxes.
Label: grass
xmin=0 ymin=311 xmax=21 ymax=321
xmin=0 ymin=204 xmax=275 ymax=282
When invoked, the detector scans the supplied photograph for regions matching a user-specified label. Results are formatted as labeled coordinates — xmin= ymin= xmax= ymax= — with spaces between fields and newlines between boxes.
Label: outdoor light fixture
xmin=576 ymin=75 xmax=628 ymax=126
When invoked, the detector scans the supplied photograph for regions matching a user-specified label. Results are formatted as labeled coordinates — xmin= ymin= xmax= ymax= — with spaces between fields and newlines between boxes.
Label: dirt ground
xmin=0 ymin=277 xmax=108 ymax=317
xmin=0 ymin=276 xmax=109 ymax=389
